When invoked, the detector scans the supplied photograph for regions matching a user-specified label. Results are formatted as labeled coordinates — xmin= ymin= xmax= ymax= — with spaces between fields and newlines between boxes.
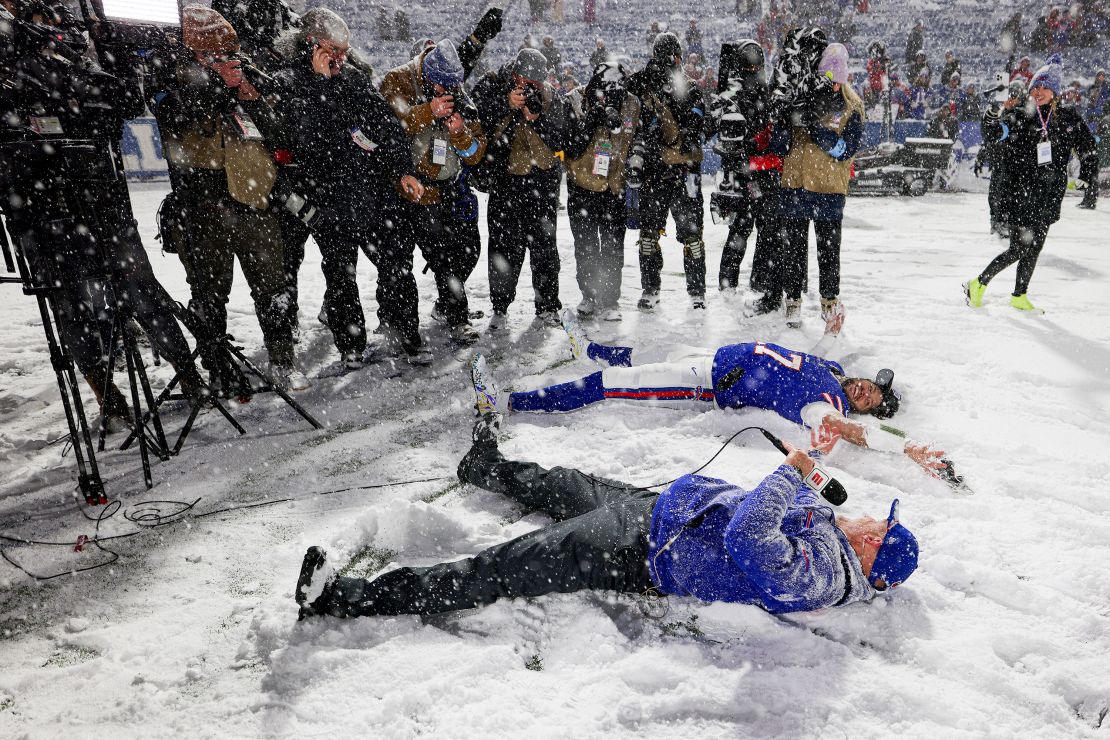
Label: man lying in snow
xmin=295 ymin=412 xmax=918 ymax=620
xmin=471 ymin=308 xmax=947 ymax=478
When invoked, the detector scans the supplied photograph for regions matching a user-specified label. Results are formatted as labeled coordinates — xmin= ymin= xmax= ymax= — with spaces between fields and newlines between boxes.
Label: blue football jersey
xmin=710 ymin=342 xmax=849 ymax=425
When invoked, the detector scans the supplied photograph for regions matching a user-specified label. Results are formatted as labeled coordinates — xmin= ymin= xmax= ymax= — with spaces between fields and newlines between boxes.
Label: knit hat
xmin=422 ymin=39 xmax=464 ymax=89
xmin=298 ymin=7 xmax=349 ymax=48
xmin=869 ymin=499 xmax=919 ymax=591
xmin=511 ymin=47 xmax=549 ymax=84
xmin=182 ymin=5 xmax=239 ymax=53
xmin=1029 ymin=53 xmax=1063 ymax=96
xmin=818 ymin=43 xmax=849 ymax=85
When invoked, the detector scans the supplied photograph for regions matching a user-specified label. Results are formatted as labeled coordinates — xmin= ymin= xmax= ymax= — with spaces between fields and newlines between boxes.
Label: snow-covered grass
xmin=1 ymin=181 xmax=1109 ymax=737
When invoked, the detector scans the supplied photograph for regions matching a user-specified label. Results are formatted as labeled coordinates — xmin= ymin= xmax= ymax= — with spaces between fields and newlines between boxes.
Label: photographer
xmin=271 ymin=8 xmax=428 ymax=368
xmin=2 ymin=0 xmax=206 ymax=423
xmin=775 ymin=43 xmax=864 ymax=329
xmin=473 ymin=47 xmax=570 ymax=329
xmin=965 ymin=57 xmax=1097 ymax=313
xmin=710 ymin=40 xmax=783 ymax=316
xmin=151 ymin=6 xmax=307 ymax=392
xmin=563 ymin=60 xmax=640 ymax=321
xmin=626 ymin=32 xmax=708 ymax=311
xmin=380 ymin=39 xmax=487 ymax=346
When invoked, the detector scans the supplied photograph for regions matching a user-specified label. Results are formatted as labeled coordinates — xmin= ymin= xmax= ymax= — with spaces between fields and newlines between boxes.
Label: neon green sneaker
xmin=1010 ymin=294 xmax=1044 ymax=313
xmin=963 ymin=278 xmax=986 ymax=307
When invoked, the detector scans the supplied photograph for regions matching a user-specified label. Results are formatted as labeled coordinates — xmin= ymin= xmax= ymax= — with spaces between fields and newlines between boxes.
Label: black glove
xmin=471 ymin=8 xmax=503 ymax=45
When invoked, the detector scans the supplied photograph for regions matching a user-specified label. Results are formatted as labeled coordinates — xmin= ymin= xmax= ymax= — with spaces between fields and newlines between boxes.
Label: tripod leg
xmin=228 ymin=345 xmax=323 ymax=430
xmin=97 ymin=321 xmax=119 ymax=453
xmin=122 ymin=339 xmax=154 ymax=489
xmin=172 ymin=399 xmax=205 ymax=456
xmin=128 ymin=336 xmax=170 ymax=459
xmin=39 ymin=295 xmax=106 ymax=504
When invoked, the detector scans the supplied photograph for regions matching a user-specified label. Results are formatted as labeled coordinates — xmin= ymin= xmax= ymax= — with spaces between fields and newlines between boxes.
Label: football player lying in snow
xmin=471 ymin=309 xmax=948 ymax=479
xmin=295 ymin=414 xmax=919 ymax=620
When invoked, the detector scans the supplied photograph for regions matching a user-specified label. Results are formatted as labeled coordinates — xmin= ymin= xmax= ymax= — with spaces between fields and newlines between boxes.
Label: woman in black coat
xmin=965 ymin=60 xmax=1097 ymax=312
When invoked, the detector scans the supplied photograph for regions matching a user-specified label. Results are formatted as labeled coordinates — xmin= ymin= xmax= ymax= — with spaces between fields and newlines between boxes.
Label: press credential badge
xmin=593 ymin=141 xmax=612 ymax=177
xmin=432 ymin=138 xmax=448 ymax=165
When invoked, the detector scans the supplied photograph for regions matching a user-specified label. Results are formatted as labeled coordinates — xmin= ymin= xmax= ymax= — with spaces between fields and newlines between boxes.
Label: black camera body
xmin=522 ymin=82 xmax=544 ymax=117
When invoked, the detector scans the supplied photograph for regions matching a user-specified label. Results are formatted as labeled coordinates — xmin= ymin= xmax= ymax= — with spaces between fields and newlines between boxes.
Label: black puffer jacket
xmin=273 ymin=65 xmax=414 ymax=206
xmin=983 ymin=101 xmax=1097 ymax=225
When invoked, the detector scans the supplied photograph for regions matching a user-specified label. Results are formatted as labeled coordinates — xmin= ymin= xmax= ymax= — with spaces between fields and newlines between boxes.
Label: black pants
xmin=314 ymin=195 xmax=421 ymax=355
xmin=278 ymin=210 xmax=311 ymax=333
xmin=567 ymin=184 xmax=627 ymax=310
xmin=978 ymin=222 xmax=1050 ymax=296
xmin=488 ymin=172 xmax=561 ymax=315
xmin=320 ymin=444 xmax=657 ymax=618
xmin=781 ymin=217 xmax=841 ymax=301
xmin=403 ymin=197 xmax=481 ymax=326
xmin=987 ymin=161 xmax=1009 ymax=227
xmin=719 ymin=170 xmax=783 ymax=300
xmin=638 ymin=171 xmax=705 ymax=296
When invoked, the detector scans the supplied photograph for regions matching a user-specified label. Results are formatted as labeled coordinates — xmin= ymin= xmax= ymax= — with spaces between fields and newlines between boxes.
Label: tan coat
xmin=565 ymin=95 xmax=640 ymax=195
xmin=162 ymin=113 xmax=277 ymax=211
xmin=380 ymin=51 xmax=487 ymax=205
xmin=639 ymin=90 xmax=703 ymax=167
xmin=781 ymin=86 xmax=865 ymax=196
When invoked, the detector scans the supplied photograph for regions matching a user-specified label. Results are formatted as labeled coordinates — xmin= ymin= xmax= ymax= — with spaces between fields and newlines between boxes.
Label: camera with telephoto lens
xmin=625 ymin=140 xmax=646 ymax=189
xmin=447 ymin=85 xmax=480 ymax=121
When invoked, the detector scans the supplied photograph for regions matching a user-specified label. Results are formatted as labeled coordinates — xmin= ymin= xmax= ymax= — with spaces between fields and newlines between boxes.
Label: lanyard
xmin=1036 ymin=105 xmax=1052 ymax=140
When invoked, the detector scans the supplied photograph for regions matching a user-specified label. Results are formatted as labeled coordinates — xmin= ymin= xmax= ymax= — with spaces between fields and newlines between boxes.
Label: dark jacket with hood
xmin=472 ymin=67 xmax=570 ymax=191
xmin=273 ymin=64 xmax=414 ymax=209
xmin=983 ymin=100 xmax=1097 ymax=225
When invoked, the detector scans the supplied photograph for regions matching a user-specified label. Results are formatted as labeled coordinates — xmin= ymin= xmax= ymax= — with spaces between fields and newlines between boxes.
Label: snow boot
xmin=964 ymin=278 xmax=986 ymax=308
xmin=449 ymin=323 xmax=480 ymax=346
xmin=785 ymin=298 xmax=802 ymax=328
xmin=690 ymin=294 xmax=706 ymax=310
xmin=295 ymin=546 xmax=335 ymax=620
xmin=1010 ymin=294 xmax=1044 ymax=313
xmin=559 ymin=307 xmax=590 ymax=361
xmin=637 ymin=289 xmax=660 ymax=311
xmin=534 ymin=310 xmax=561 ymax=328
xmin=472 ymin=411 xmax=503 ymax=447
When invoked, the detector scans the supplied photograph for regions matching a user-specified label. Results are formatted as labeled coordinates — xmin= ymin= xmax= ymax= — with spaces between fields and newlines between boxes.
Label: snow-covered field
xmin=1 ymin=181 xmax=1108 ymax=738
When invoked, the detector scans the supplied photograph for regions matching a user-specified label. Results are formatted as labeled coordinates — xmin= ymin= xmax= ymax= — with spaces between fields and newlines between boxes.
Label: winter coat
xmin=379 ymin=50 xmax=488 ymax=205
xmin=153 ymin=67 xmax=279 ymax=211
xmin=273 ymin=64 xmax=414 ymax=208
xmin=904 ymin=28 xmax=924 ymax=64
xmin=472 ymin=70 xmax=570 ymax=188
xmin=940 ymin=58 xmax=961 ymax=87
xmin=778 ymin=85 xmax=864 ymax=220
xmin=983 ymin=101 xmax=1097 ymax=226
xmin=564 ymin=88 xmax=641 ymax=195
xmin=649 ymin=464 xmax=874 ymax=614
xmin=628 ymin=62 xmax=706 ymax=179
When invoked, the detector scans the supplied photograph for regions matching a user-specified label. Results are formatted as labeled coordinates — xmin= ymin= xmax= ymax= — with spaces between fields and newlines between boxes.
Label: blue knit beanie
xmin=1029 ymin=53 xmax=1063 ymax=96
xmin=423 ymin=39 xmax=464 ymax=89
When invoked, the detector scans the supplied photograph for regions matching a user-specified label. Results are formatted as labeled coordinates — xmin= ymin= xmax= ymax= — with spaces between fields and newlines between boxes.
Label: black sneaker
xmin=295 ymin=546 xmax=335 ymax=620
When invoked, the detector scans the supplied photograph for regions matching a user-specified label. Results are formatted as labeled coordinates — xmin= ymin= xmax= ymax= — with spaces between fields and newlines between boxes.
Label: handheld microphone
xmin=758 ymin=429 xmax=848 ymax=506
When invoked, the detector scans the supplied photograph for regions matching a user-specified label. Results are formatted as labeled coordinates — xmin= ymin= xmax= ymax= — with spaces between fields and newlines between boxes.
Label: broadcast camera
xmin=1 ymin=0 xmax=184 ymax=503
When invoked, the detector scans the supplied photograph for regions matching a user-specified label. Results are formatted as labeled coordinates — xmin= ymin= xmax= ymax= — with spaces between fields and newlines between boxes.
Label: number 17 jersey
xmin=711 ymin=342 xmax=850 ymax=425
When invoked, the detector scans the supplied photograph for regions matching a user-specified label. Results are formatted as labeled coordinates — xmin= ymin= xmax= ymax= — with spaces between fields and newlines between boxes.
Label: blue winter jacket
xmin=649 ymin=464 xmax=874 ymax=614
